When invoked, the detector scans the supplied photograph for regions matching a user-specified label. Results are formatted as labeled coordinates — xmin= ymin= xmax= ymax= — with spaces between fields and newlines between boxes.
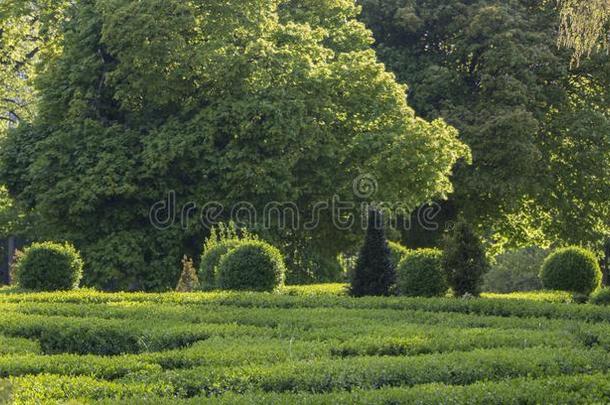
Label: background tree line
xmin=0 ymin=0 xmax=608 ymax=290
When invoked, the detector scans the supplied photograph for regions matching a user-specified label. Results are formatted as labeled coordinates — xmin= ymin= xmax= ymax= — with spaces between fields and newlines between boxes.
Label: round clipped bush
xmin=199 ymin=239 xmax=240 ymax=290
xmin=388 ymin=241 xmax=409 ymax=269
xmin=15 ymin=242 xmax=84 ymax=291
xmin=397 ymin=248 xmax=447 ymax=297
xmin=539 ymin=246 xmax=602 ymax=295
xmin=591 ymin=288 xmax=610 ymax=306
xmin=217 ymin=240 xmax=286 ymax=292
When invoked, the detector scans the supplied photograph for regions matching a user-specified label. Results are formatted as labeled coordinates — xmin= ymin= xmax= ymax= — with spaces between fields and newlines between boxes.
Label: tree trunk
xmin=602 ymin=239 xmax=610 ymax=287
xmin=6 ymin=236 xmax=15 ymax=285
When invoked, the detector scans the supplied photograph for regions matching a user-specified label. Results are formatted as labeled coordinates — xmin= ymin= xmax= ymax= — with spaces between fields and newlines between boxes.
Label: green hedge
xmin=134 ymin=347 xmax=610 ymax=396
xmin=388 ymin=241 xmax=408 ymax=269
xmin=104 ymin=373 xmax=610 ymax=404
xmin=217 ymin=241 xmax=286 ymax=292
xmin=396 ymin=249 xmax=447 ymax=297
xmin=9 ymin=374 xmax=173 ymax=405
xmin=198 ymin=240 xmax=240 ymax=290
xmin=15 ymin=242 xmax=83 ymax=291
xmin=590 ymin=288 xmax=610 ymax=306
xmin=540 ymin=247 xmax=602 ymax=295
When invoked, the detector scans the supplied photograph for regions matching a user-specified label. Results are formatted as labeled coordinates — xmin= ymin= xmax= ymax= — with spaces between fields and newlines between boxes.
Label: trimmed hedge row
xmin=129 ymin=347 xmax=610 ymax=397
xmin=9 ymin=374 xmax=173 ymax=405
xmin=0 ymin=312 xmax=270 ymax=355
xmin=103 ymin=373 xmax=610 ymax=404
xmin=5 ymin=288 xmax=610 ymax=322
xmin=0 ymin=354 xmax=160 ymax=379
xmin=0 ymin=335 xmax=40 ymax=355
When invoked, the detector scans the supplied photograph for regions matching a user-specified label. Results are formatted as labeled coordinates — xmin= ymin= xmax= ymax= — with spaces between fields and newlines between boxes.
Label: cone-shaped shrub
xmin=442 ymin=220 xmax=489 ymax=297
xmin=349 ymin=209 xmax=396 ymax=297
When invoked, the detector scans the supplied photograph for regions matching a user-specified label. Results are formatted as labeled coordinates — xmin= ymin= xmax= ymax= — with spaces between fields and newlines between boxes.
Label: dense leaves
xmin=396 ymin=248 xmax=447 ymax=297
xmin=0 ymin=0 xmax=467 ymax=290
xmin=442 ymin=220 xmax=489 ymax=297
xmin=358 ymin=0 xmax=610 ymax=251
xmin=217 ymin=240 xmax=286 ymax=292
xmin=540 ymin=246 xmax=602 ymax=295
xmin=15 ymin=242 xmax=83 ymax=291
xmin=350 ymin=210 xmax=396 ymax=297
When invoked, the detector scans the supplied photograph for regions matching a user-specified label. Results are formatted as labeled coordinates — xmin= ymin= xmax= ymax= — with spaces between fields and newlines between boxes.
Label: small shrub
xmin=483 ymin=247 xmax=546 ymax=293
xmin=217 ymin=240 xmax=286 ymax=292
xmin=442 ymin=220 xmax=489 ymax=297
xmin=388 ymin=241 xmax=409 ymax=269
xmin=15 ymin=242 xmax=83 ymax=291
xmin=396 ymin=248 xmax=447 ymax=297
xmin=349 ymin=209 xmax=396 ymax=297
xmin=176 ymin=256 xmax=200 ymax=292
xmin=199 ymin=222 xmax=257 ymax=290
xmin=590 ymin=288 xmax=610 ymax=306
xmin=540 ymin=246 xmax=601 ymax=295
xmin=199 ymin=240 xmax=240 ymax=290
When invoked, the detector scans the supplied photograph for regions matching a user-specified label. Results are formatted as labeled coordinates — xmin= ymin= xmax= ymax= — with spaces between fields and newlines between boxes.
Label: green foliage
xmin=199 ymin=241 xmax=240 ymax=291
xmin=0 ymin=0 xmax=70 ymax=135
xmin=388 ymin=241 xmax=409 ymax=269
xmin=199 ymin=222 xmax=256 ymax=290
xmin=540 ymin=246 xmax=602 ymax=295
xmin=397 ymin=249 xmax=447 ymax=297
xmin=443 ymin=221 xmax=489 ymax=297
xmin=15 ymin=242 xmax=83 ymax=291
xmin=591 ymin=288 xmax=610 ymax=306
xmin=358 ymin=0 xmax=610 ymax=249
xmin=350 ymin=210 xmax=396 ymax=297
xmin=0 ymin=0 xmax=467 ymax=291
xmin=483 ymin=247 xmax=547 ymax=293
xmin=217 ymin=240 xmax=286 ymax=292
xmin=10 ymin=374 xmax=172 ymax=405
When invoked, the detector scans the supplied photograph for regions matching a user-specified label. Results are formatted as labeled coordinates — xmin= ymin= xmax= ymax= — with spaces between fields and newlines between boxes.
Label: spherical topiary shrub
xmin=397 ymin=248 xmax=447 ymax=297
xmin=539 ymin=246 xmax=602 ymax=295
xmin=388 ymin=241 xmax=409 ymax=269
xmin=15 ymin=242 xmax=84 ymax=291
xmin=590 ymin=288 xmax=610 ymax=306
xmin=217 ymin=240 xmax=286 ymax=292
xmin=199 ymin=239 xmax=240 ymax=290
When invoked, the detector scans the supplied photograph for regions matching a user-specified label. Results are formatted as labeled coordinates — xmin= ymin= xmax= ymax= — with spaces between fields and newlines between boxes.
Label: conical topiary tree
xmin=442 ymin=220 xmax=489 ymax=297
xmin=349 ymin=209 xmax=396 ymax=297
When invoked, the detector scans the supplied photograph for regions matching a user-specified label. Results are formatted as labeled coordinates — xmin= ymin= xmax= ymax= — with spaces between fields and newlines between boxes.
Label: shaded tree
xmin=359 ymin=0 xmax=610 ymax=252
xmin=0 ymin=0 xmax=468 ymax=290
xmin=442 ymin=220 xmax=489 ymax=297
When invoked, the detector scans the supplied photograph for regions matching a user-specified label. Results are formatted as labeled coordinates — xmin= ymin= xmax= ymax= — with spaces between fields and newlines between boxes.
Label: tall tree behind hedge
xmin=358 ymin=0 xmax=610 ymax=251
xmin=442 ymin=220 xmax=489 ymax=297
xmin=350 ymin=209 xmax=396 ymax=297
xmin=0 ymin=0 xmax=468 ymax=290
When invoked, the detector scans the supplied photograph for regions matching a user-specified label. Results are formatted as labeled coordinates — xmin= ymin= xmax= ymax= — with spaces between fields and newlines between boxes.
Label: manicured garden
xmin=0 ymin=286 xmax=608 ymax=403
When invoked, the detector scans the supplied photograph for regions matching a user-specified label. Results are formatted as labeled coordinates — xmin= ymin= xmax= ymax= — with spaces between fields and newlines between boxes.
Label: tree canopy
xmin=359 ymin=0 xmax=610 ymax=252
xmin=0 ymin=0 xmax=467 ymax=290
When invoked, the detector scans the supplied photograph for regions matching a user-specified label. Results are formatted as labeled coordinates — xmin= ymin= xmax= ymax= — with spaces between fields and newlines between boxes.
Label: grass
xmin=0 ymin=285 xmax=608 ymax=403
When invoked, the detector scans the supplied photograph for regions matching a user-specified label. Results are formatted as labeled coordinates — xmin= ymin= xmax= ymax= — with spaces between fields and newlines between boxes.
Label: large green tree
xmin=558 ymin=0 xmax=610 ymax=65
xmin=0 ymin=0 xmax=69 ymax=134
xmin=0 ymin=0 xmax=468 ymax=290
xmin=359 ymin=0 xmax=610 ymax=252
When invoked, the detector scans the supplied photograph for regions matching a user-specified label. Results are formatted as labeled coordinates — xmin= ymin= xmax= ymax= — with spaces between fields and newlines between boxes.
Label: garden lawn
xmin=0 ymin=285 xmax=609 ymax=404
